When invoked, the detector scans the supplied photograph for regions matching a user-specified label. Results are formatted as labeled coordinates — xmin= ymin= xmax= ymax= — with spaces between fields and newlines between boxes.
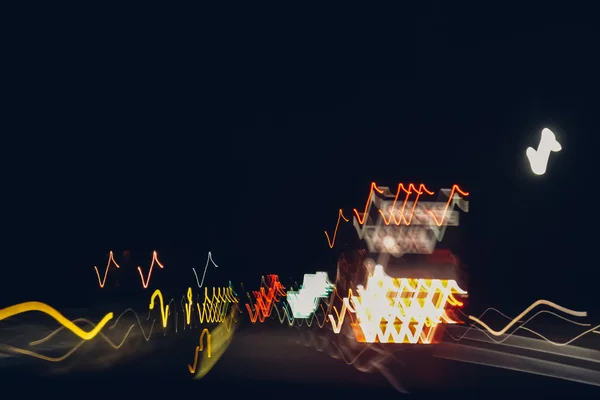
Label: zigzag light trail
xmin=354 ymin=182 xmax=469 ymax=227
xmin=374 ymin=183 xmax=434 ymax=225
xmin=353 ymin=184 xmax=469 ymax=241
xmin=196 ymin=287 xmax=238 ymax=324
xmin=93 ymin=250 xmax=165 ymax=289
xmin=93 ymin=251 xmax=121 ymax=288
xmin=324 ymin=209 xmax=349 ymax=248
xmin=146 ymin=286 xmax=238 ymax=330
xmin=272 ymin=302 xmax=330 ymax=328
xmin=137 ymin=251 xmax=164 ymax=289
xmin=192 ymin=252 xmax=219 ymax=288
xmin=245 ymin=275 xmax=286 ymax=323
xmin=324 ymin=182 xmax=469 ymax=248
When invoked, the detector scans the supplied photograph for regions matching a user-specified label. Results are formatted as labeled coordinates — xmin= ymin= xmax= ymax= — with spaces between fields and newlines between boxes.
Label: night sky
xmin=2 ymin=4 xmax=599 ymax=325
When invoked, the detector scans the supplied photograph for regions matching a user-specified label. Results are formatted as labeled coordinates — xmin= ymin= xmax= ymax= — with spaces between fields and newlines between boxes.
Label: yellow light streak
xmin=190 ymin=305 xmax=238 ymax=379
xmin=184 ymin=287 xmax=193 ymax=325
xmin=2 ymin=318 xmax=137 ymax=362
xmin=149 ymin=289 xmax=170 ymax=328
xmin=188 ymin=328 xmax=212 ymax=373
xmin=0 ymin=301 xmax=113 ymax=341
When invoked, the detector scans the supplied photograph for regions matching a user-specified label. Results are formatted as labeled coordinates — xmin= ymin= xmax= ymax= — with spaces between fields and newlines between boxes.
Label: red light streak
xmin=245 ymin=275 xmax=287 ymax=323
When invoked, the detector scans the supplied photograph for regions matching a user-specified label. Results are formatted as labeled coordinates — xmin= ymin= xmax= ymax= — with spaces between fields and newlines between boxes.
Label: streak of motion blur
xmin=1 ymin=182 xmax=599 ymax=395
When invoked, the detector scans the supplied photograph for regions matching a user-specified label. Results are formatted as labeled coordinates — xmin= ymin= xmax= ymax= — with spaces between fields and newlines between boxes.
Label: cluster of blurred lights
xmin=287 ymin=272 xmax=334 ymax=318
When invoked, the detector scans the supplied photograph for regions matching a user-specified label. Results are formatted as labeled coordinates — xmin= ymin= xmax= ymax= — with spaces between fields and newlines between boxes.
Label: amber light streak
xmin=0 ymin=301 xmax=113 ymax=340
xmin=138 ymin=251 xmax=164 ymax=289
xmin=188 ymin=328 xmax=212 ymax=374
xmin=189 ymin=305 xmax=238 ymax=379
xmin=93 ymin=251 xmax=121 ymax=288
xmin=245 ymin=275 xmax=287 ymax=323
xmin=324 ymin=209 xmax=349 ymax=248
xmin=328 ymin=265 xmax=466 ymax=344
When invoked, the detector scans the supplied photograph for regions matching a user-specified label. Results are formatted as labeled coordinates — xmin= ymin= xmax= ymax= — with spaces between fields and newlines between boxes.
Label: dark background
xmin=0 ymin=3 xmax=599 ymax=390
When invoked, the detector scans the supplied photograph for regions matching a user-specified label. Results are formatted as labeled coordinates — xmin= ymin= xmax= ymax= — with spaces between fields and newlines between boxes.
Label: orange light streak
xmin=93 ymin=251 xmax=121 ymax=288
xmin=378 ymin=183 xmax=433 ymax=225
xmin=327 ymin=182 xmax=469 ymax=248
xmin=354 ymin=182 xmax=469 ymax=227
xmin=137 ymin=251 xmax=164 ymax=289
xmin=324 ymin=209 xmax=349 ymax=248
xmin=353 ymin=182 xmax=385 ymax=225
xmin=426 ymin=185 xmax=469 ymax=226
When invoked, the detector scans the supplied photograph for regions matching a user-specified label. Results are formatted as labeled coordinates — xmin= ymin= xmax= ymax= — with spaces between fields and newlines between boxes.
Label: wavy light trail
xmin=435 ymin=302 xmax=600 ymax=388
xmin=30 ymin=308 xmax=155 ymax=346
xmin=0 ymin=323 xmax=136 ymax=362
xmin=450 ymin=309 xmax=599 ymax=348
xmin=7 ymin=309 xmax=158 ymax=362
xmin=469 ymin=300 xmax=587 ymax=336
xmin=0 ymin=302 xmax=113 ymax=341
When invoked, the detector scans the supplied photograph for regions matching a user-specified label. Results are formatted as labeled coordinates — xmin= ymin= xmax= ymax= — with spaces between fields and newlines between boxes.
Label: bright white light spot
xmin=383 ymin=236 xmax=396 ymax=251
xmin=526 ymin=128 xmax=562 ymax=176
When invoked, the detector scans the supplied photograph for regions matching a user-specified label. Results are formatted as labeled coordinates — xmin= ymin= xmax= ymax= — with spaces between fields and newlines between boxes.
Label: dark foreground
xmin=1 ymin=318 xmax=599 ymax=398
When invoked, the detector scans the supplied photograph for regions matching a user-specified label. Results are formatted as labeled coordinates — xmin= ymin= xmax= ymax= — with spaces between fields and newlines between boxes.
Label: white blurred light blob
xmin=526 ymin=128 xmax=562 ymax=176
